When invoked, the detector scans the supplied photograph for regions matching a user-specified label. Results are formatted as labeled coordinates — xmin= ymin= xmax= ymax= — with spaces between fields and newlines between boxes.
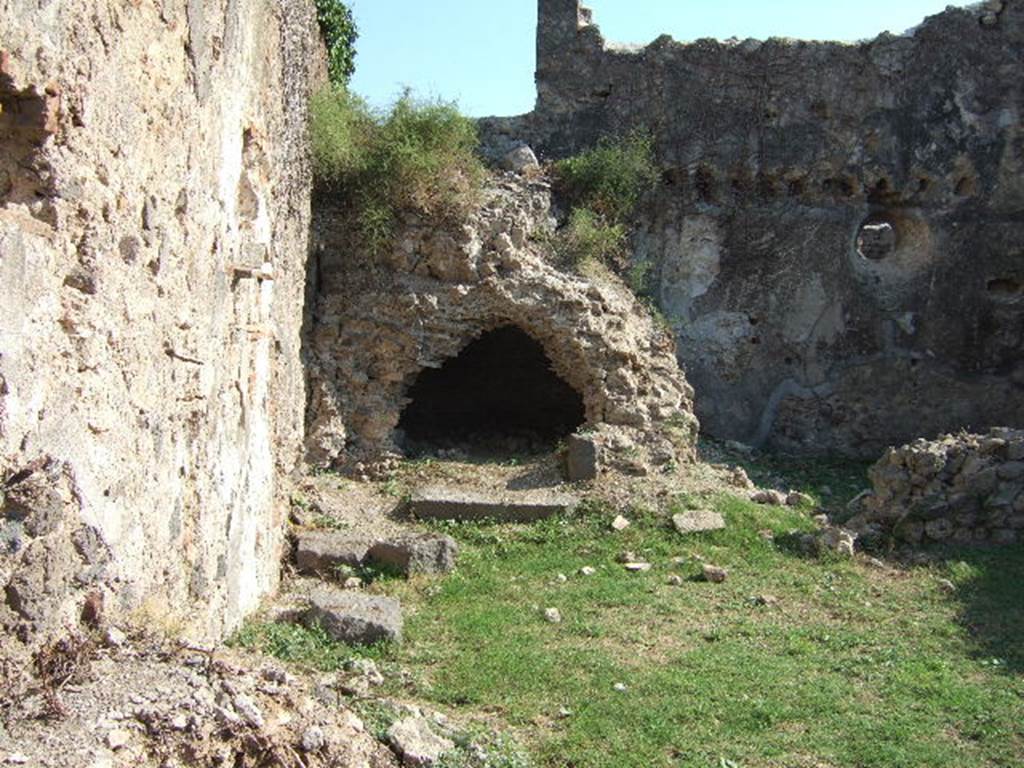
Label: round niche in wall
xmin=855 ymin=215 xmax=898 ymax=261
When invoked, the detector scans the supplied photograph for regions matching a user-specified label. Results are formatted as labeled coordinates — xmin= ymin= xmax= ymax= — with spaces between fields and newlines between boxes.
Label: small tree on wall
xmin=314 ymin=0 xmax=358 ymax=85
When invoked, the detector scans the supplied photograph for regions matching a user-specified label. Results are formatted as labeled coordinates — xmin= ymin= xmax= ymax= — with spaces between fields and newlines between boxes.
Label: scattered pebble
xmin=611 ymin=515 xmax=631 ymax=531
xmin=556 ymin=573 xmax=568 ymax=583
xmin=579 ymin=566 xmax=596 ymax=576
xmin=666 ymin=574 xmax=684 ymax=586
xmin=623 ymin=562 xmax=652 ymax=572
xmin=613 ymin=683 xmax=628 ymax=692
xmin=544 ymin=608 xmax=562 ymax=624
xmin=170 ymin=714 xmax=189 ymax=731
xmin=301 ymin=725 xmax=326 ymax=752
xmin=346 ymin=658 xmax=384 ymax=686
xmin=106 ymin=729 xmax=131 ymax=750
xmin=104 ymin=626 xmax=127 ymax=647
xmin=751 ymin=489 xmax=787 ymax=506
xmin=4 ymin=755 xmax=29 ymax=765
xmin=557 ymin=706 xmax=572 ymax=718
xmin=702 ymin=564 xmax=728 ymax=583
xmin=232 ymin=694 xmax=265 ymax=728
xmin=343 ymin=576 xmax=363 ymax=590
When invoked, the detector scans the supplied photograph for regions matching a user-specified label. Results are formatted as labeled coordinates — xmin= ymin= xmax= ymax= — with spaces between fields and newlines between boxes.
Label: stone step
xmin=304 ymin=587 xmax=403 ymax=646
xmin=295 ymin=531 xmax=374 ymax=575
xmin=404 ymin=486 xmax=578 ymax=523
xmin=294 ymin=530 xmax=458 ymax=577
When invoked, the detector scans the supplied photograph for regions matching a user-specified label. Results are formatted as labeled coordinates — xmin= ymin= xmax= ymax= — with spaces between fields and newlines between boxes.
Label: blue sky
xmin=347 ymin=1 xmax=971 ymax=118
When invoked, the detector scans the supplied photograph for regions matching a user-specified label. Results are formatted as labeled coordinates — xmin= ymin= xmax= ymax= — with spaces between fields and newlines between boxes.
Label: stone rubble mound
xmin=848 ymin=428 xmax=1024 ymax=546
xmin=0 ymin=636 xmax=399 ymax=767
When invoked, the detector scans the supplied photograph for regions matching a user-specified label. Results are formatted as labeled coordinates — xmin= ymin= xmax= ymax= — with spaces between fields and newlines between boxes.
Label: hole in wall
xmin=856 ymin=215 xmax=899 ymax=261
xmin=955 ymin=176 xmax=976 ymax=197
xmin=0 ymin=72 xmax=57 ymax=206
xmin=694 ymin=166 xmax=716 ymax=202
xmin=755 ymin=173 xmax=776 ymax=199
xmin=822 ymin=177 xmax=855 ymax=198
xmin=396 ymin=325 xmax=586 ymax=458
xmin=987 ymin=277 xmax=1023 ymax=299
xmin=662 ymin=167 xmax=686 ymax=187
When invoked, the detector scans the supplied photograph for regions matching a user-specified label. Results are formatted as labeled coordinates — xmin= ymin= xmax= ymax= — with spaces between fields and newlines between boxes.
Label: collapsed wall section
xmin=307 ymin=175 xmax=698 ymax=473
xmin=512 ymin=0 xmax=1024 ymax=457
xmin=0 ymin=0 xmax=318 ymax=642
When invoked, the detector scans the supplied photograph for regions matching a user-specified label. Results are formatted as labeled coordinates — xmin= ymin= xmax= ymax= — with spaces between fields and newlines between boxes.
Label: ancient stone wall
xmin=0 ymin=0 xmax=318 ymax=642
xmin=307 ymin=173 xmax=698 ymax=473
xmin=849 ymin=428 xmax=1024 ymax=546
xmin=490 ymin=0 xmax=1024 ymax=457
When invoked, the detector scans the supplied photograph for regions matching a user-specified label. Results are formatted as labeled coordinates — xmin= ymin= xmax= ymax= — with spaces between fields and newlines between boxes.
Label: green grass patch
xmin=231 ymin=620 xmax=357 ymax=671
xmin=381 ymin=496 xmax=1024 ymax=767
xmin=249 ymin=460 xmax=1024 ymax=768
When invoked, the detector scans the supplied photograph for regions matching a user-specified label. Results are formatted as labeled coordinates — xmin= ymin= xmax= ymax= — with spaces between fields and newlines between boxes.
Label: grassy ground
xmin=238 ymin=460 xmax=1024 ymax=768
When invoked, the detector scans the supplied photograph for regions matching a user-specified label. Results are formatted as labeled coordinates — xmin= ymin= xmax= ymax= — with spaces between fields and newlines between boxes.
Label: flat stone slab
xmin=368 ymin=533 xmax=458 ymax=576
xmin=405 ymin=486 xmax=578 ymax=523
xmin=672 ymin=510 xmax=726 ymax=535
xmin=304 ymin=588 xmax=402 ymax=645
xmin=295 ymin=531 xmax=374 ymax=575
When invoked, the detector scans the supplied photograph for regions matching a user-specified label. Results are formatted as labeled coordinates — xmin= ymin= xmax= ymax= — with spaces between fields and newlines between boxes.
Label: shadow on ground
xmin=951 ymin=544 xmax=1024 ymax=674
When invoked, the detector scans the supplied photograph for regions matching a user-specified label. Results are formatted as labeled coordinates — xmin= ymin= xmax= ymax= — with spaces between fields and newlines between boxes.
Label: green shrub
xmin=314 ymin=0 xmax=358 ymax=86
xmin=553 ymin=132 xmax=657 ymax=223
xmin=554 ymin=207 xmax=627 ymax=267
xmin=309 ymin=85 xmax=374 ymax=182
xmin=310 ymin=87 xmax=485 ymax=254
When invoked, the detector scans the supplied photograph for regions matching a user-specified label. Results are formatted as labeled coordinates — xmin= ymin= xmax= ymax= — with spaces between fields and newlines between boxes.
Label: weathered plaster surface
xmin=0 ymin=0 xmax=318 ymax=641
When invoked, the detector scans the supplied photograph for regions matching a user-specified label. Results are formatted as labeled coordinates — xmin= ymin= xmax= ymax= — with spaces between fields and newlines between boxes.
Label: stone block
xmin=295 ymin=531 xmax=374 ymax=575
xmin=405 ymin=486 xmax=578 ymax=523
xmin=387 ymin=716 xmax=454 ymax=767
xmin=367 ymin=533 xmax=458 ymax=576
xmin=565 ymin=434 xmax=599 ymax=481
xmin=672 ymin=509 xmax=725 ymax=535
xmin=304 ymin=588 xmax=402 ymax=646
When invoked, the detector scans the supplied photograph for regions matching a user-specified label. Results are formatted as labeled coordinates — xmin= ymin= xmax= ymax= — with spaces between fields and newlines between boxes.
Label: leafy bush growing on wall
xmin=314 ymin=0 xmax=359 ymax=86
xmin=310 ymin=86 xmax=485 ymax=254
xmin=551 ymin=132 xmax=656 ymax=268
xmin=553 ymin=132 xmax=657 ymax=223
xmin=555 ymin=208 xmax=627 ymax=268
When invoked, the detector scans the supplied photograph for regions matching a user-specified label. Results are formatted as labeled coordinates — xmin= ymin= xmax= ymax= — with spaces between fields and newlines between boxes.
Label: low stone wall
xmin=849 ymin=429 xmax=1024 ymax=546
